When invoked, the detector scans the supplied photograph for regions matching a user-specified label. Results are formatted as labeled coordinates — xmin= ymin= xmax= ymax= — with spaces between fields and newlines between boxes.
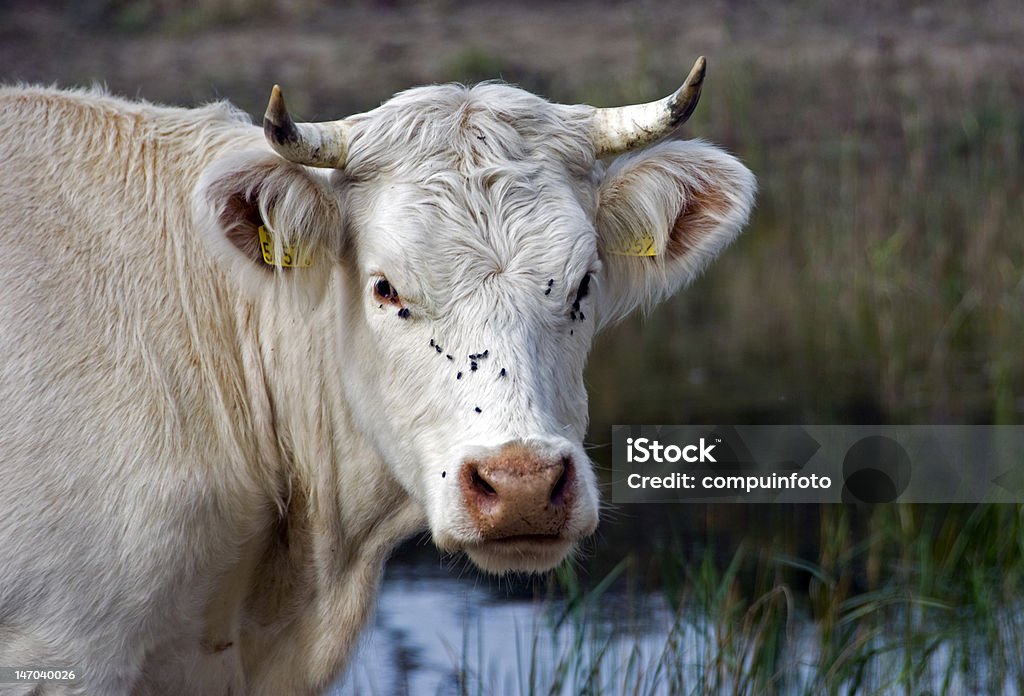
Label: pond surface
xmin=329 ymin=569 xmax=1023 ymax=695
xmin=328 ymin=560 xmax=677 ymax=696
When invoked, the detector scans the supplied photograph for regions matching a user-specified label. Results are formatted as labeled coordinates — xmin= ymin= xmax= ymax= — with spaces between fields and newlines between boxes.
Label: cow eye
xmin=373 ymin=277 xmax=400 ymax=304
xmin=574 ymin=273 xmax=591 ymax=305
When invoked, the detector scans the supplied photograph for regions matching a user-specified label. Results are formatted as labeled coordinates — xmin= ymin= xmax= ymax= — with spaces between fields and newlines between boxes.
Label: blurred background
xmin=3 ymin=1 xmax=1022 ymax=693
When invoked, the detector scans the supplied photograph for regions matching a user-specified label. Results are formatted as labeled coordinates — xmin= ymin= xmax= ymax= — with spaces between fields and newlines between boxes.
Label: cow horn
xmin=591 ymin=56 xmax=706 ymax=157
xmin=263 ymin=85 xmax=353 ymax=168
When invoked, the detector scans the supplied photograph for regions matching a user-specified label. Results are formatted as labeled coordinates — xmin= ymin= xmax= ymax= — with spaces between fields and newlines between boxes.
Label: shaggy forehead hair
xmin=343 ymin=82 xmax=598 ymax=180
xmin=340 ymin=84 xmax=602 ymax=305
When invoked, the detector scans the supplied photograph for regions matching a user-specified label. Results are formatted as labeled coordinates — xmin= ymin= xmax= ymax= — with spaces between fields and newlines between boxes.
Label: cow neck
xmin=248 ymin=290 xmax=424 ymax=560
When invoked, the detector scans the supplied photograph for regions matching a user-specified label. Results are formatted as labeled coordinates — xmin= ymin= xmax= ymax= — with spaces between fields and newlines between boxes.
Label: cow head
xmin=194 ymin=58 xmax=755 ymax=574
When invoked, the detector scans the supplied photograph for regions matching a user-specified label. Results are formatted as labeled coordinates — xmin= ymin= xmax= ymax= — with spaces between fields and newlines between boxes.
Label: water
xmin=326 ymin=519 xmax=1024 ymax=695
xmin=329 ymin=561 xmax=677 ymax=696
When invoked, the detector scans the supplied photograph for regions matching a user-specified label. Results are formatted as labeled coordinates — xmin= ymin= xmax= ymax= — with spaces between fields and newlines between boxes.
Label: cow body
xmin=0 ymin=87 xmax=406 ymax=694
xmin=0 ymin=74 xmax=754 ymax=694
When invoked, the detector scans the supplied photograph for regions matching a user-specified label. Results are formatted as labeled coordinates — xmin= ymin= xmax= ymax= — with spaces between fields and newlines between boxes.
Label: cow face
xmin=195 ymin=73 xmax=755 ymax=574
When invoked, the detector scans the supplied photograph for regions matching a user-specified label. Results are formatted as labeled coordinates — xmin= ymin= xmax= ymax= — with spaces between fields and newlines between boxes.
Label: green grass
xmin=454 ymin=504 xmax=1024 ymax=695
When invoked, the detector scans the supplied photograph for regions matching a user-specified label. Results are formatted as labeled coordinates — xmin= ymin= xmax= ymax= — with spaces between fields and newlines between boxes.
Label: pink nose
xmin=460 ymin=442 xmax=574 ymax=539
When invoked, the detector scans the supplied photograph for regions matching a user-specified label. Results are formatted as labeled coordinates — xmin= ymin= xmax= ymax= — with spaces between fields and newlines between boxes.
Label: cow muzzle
xmin=461 ymin=442 xmax=573 ymax=540
xmin=456 ymin=441 xmax=595 ymax=573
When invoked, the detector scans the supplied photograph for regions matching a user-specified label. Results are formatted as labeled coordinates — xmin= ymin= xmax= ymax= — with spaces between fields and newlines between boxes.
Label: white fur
xmin=0 ymin=82 xmax=754 ymax=694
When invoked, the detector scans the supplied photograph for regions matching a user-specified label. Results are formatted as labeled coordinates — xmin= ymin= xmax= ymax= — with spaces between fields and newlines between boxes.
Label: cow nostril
xmin=470 ymin=468 xmax=497 ymax=498
xmin=549 ymin=458 xmax=572 ymax=507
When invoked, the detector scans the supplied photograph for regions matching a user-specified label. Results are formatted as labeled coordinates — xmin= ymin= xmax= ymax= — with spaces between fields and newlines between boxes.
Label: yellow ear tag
xmin=608 ymin=231 xmax=658 ymax=257
xmin=258 ymin=225 xmax=314 ymax=268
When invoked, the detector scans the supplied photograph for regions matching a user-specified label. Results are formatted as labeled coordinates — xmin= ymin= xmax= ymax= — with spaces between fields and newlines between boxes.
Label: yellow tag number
xmin=258 ymin=225 xmax=313 ymax=268
xmin=609 ymin=231 xmax=658 ymax=257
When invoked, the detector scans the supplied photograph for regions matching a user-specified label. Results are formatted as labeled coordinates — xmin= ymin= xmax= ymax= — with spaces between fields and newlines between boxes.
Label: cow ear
xmin=192 ymin=150 xmax=341 ymax=301
xmin=594 ymin=140 xmax=755 ymax=327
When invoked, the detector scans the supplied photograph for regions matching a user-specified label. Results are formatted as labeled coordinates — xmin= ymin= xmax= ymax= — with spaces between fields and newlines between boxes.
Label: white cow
xmin=0 ymin=58 xmax=754 ymax=694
